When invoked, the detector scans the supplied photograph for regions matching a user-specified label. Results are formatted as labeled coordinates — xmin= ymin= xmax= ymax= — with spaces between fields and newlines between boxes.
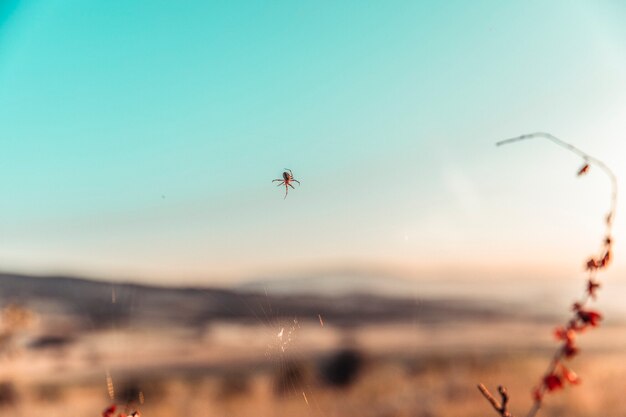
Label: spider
xmin=272 ymin=168 xmax=301 ymax=199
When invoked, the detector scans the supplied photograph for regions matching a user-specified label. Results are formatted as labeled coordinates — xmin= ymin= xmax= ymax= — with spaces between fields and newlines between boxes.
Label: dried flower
xmin=577 ymin=309 xmax=602 ymax=327
xmin=543 ymin=374 xmax=563 ymax=391
xmin=103 ymin=405 xmax=117 ymax=417
xmin=577 ymin=163 xmax=590 ymax=176
xmin=554 ymin=327 xmax=575 ymax=343
xmin=585 ymin=258 xmax=599 ymax=271
xmin=599 ymin=250 xmax=612 ymax=268
xmin=561 ymin=366 xmax=581 ymax=385
xmin=562 ymin=342 xmax=579 ymax=359
xmin=586 ymin=279 xmax=601 ymax=299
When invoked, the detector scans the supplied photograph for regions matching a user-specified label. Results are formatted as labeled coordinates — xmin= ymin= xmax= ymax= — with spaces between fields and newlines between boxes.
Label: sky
xmin=0 ymin=0 xmax=625 ymax=286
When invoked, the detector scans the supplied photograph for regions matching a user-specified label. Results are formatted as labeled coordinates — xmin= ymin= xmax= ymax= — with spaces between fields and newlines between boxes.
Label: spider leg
xmin=292 ymin=179 xmax=301 ymax=186
xmin=284 ymin=184 xmax=289 ymax=199
xmin=288 ymin=183 xmax=295 ymax=189
xmin=276 ymin=182 xmax=284 ymax=187
xmin=272 ymin=179 xmax=282 ymax=182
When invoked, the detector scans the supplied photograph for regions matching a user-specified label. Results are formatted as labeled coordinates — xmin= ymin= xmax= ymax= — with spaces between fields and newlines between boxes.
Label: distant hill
xmin=238 ymin=271 xmax=626 ymax=322
xmin=0 ymin=272 xmax=534 ymax=330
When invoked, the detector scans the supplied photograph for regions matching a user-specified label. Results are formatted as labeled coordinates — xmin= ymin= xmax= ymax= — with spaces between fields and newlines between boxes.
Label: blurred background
xmin=1 ymin=1 xmax=626 ymax=416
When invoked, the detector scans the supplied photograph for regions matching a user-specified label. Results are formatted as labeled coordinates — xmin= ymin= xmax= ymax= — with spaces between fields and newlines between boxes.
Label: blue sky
xmin=1 ymin=1 xmax=625 ymax=285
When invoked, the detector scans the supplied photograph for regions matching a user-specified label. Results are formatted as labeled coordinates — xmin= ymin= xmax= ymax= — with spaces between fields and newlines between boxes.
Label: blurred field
xmin=1 ymin=274 xmax=626 ymax=417
xmin=2 ymin=320 xmax=626 ymax=417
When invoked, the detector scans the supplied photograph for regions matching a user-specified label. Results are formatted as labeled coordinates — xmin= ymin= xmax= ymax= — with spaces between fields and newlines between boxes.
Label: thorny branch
xmin=478 ymin=132 xmax=618 ymax=417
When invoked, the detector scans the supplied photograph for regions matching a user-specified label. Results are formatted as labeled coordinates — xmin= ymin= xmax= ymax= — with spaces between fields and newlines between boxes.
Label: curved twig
xmin=478 ymin=132 xmax=617 ymax=417
xmin=497 ymin=132 xmax=617 ymax=222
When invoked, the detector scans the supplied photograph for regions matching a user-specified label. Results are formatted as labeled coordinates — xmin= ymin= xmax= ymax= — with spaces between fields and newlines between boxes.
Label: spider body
xmin=272 ymin=168 xmax=301 ymax=199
